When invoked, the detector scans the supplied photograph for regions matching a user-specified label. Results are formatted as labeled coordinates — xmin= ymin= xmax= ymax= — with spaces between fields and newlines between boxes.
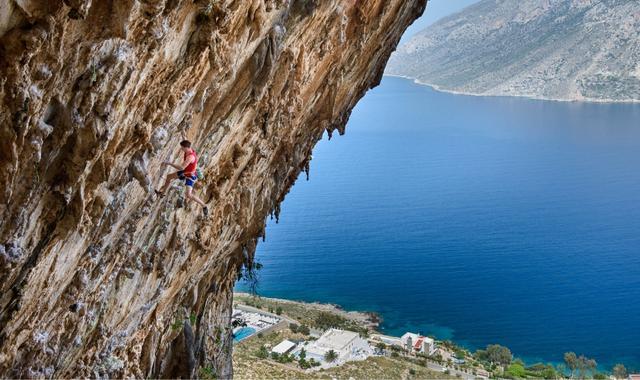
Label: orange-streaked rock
xmin=0 ymin=0 xmax=426 ymax=377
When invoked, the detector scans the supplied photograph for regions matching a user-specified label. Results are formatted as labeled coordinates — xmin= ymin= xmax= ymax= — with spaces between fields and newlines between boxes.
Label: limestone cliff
xmin=0 ymin=0 xmax=426 ymax=378
xmin=387 ymin=0 xmax=640 ymax=102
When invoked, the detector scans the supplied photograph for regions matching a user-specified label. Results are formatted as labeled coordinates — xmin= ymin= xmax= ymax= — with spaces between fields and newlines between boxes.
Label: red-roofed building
xmin=401 ymin=332 xmax=436 ymax=355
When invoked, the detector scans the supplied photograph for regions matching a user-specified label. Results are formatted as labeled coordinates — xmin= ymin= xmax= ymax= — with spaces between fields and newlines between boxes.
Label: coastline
xmin=232 ymin=292 xmax=474 ymax=379
xmin=234 ymin=292 xmax=640 ymax=373
xmin=234 ymin=292 xmax=381 ymax=330
xmin=234 ymin=73 xmax=640 ymax=374
xmin=384 ymin=74 xmax=640 ymax=104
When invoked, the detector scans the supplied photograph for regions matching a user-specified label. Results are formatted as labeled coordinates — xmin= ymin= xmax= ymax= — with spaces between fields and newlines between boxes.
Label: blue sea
xmin=236 ymin=76 xmax=640 ymax=370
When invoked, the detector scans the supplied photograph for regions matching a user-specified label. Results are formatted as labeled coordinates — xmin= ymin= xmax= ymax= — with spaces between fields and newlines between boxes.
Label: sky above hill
xmin=400 ymin=0 xmax=481 ymax=43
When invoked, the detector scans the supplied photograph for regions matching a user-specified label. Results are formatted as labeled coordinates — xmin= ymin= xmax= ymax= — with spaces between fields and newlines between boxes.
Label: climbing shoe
xmin=203 ymin=206 xmax=209 ymax=217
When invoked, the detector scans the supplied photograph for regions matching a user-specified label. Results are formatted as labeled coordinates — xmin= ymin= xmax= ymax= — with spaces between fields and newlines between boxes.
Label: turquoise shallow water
xmin=237 ymin=77 xmax=640 ymax=370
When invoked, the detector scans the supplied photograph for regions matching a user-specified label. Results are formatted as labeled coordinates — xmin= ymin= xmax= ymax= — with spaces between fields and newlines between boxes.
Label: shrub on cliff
xmin=525 ymin=363 xmax=558 ymax=379
xmin=314 ymin=312 xmax=347 ymax=329
xmin=198 ymin=366 xmax=216 ymax=380
xmin=298 ymin=324 xmax=310 ymax=335
xmin=255 ymin=346 xmax=269 ymax=359
xmin=506 ymin=363 xmax=526 ymax=378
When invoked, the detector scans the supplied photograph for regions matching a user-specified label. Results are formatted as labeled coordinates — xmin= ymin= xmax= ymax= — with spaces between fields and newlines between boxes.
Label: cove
xmin=237 ymin=76 xmax=640 ymax=370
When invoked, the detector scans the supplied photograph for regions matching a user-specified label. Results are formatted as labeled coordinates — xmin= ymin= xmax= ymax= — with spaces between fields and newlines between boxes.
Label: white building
xmin=232 ymin=308 xmax=280 ymax=330
xmin=272 ymin=340 xmax=296 ymax=355
xmin=303 ymin=329 xmax=372 ymax=364
xmin=370 ymin=334 xmax=403 ymax=348
xmin=401 ymin=332 xmax=436 ymax=355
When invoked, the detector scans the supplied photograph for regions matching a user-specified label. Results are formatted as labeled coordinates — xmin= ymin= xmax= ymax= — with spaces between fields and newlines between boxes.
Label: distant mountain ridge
xmin=386 ymin=0 xmax=640 ymax=102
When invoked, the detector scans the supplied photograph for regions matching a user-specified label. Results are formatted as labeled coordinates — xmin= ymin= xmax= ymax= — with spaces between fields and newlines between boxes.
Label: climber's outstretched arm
xmin=163 ymin=155 xmax=194 ymax=171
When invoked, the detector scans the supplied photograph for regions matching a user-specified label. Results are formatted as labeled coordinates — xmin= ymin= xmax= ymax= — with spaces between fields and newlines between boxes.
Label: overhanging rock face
xmin=0 ymin=0 xmax=426 ymax=377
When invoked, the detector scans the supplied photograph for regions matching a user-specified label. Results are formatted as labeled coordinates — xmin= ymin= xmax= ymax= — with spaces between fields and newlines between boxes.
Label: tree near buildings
xmin=474 ymin=349 xmax=487 ymax=361
xmin=613 ymin=364 xmax=628 ymax=379
xmin=564 ymin=352 xmax=579 ymax=378
xmin=486 ymin=344 xmax=512 ymax=366
xmin=578 ymin=356 xmax=597 ymax=379
xmin=564 ymin=352 xmax=598 ymax=379
xmin=324 ymin=350 xmax=338 ymax=363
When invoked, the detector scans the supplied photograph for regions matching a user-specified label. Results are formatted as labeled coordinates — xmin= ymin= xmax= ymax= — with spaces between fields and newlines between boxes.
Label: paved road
xmin=376 ymin=353 xmax=479 ymax=380
xmin=424 ymin=361 xmax=477 ymax=380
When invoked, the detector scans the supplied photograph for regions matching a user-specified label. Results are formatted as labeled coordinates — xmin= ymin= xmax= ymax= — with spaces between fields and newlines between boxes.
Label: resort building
xmin=302 ymin=328 xmax=372 ymax=365
xmin=370 ymin=333 xmax=403 ymax=348
xmin=232 ymin=309 xmax=280 ymax=329
xmin=272 ymin=340 xmax=297 ymax=355
xmin=401 ymin=332 xmax=436 ymax=355
xmin=231 ymin=308 xmax=281 ymax=343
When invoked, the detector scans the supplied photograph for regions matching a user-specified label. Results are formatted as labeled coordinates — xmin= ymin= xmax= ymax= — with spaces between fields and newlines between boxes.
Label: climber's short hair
xmin=180 ymin=140 xmax=191 ymax=148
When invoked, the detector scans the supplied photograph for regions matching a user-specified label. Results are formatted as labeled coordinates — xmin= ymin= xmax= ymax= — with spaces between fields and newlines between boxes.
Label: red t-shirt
xmin=183 ymin=149 xmax=197 ymax=176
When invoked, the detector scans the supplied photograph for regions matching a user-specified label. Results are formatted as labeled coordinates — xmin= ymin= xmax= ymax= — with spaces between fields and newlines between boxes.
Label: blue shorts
xmin=177 ymin=170 xmax=197 ymax=187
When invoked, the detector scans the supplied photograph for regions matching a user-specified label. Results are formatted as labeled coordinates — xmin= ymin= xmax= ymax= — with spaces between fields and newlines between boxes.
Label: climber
xmin=155 ymin=140 xmax=209 ymax=216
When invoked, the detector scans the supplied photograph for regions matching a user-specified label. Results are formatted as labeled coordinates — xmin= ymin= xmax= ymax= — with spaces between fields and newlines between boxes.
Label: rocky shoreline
xmin=385 ymin=0 xmax=640 ymax=104
xmin=385 ymin=74 xmax=640 ymax=104
xmin=234 ymin=292 xmax=381 ymax=330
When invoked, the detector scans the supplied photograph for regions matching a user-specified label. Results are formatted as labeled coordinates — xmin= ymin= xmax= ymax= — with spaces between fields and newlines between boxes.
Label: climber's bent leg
xmin=157 ymin=172 xmax=178 ymax=195
xmin=185 ymin=185 xmax=206 ymax=207
xmin=185 ymin=178 xmax=208 ymax=216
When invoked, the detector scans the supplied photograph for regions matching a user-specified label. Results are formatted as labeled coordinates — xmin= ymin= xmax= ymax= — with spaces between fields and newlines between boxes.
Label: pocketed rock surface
xmin=0 ymin=0 xmax=426 ymax=378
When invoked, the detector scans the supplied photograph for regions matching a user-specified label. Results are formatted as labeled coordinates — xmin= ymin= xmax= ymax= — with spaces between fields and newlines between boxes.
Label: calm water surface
xmin=237 ymin=77 xmax=640 ymax=369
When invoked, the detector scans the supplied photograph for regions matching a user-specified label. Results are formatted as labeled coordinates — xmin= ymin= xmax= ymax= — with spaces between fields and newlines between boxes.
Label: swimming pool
xmin=233 ymin=327 xmax=256 ymax=343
